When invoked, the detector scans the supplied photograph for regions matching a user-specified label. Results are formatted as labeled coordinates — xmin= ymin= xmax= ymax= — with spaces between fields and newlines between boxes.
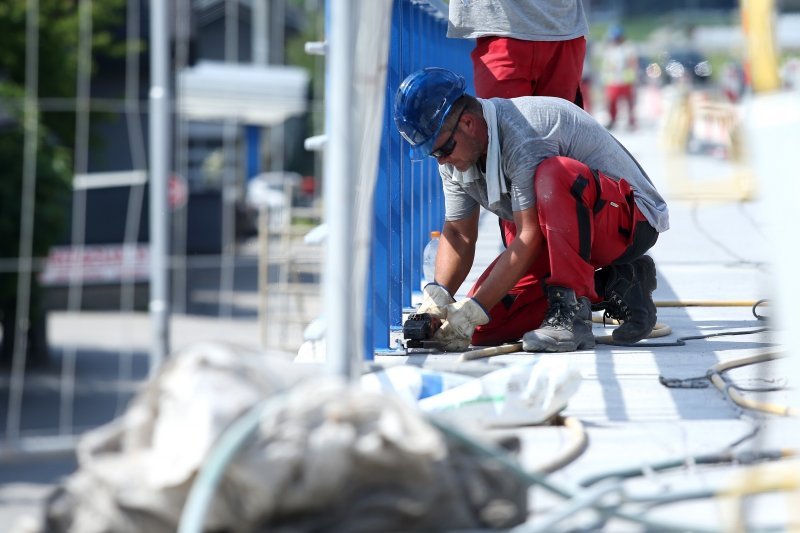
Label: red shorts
xmin=468 ymin=157 xmax=657 ymax=346
xmin=471 ymin=36 xmax=586 ymax=103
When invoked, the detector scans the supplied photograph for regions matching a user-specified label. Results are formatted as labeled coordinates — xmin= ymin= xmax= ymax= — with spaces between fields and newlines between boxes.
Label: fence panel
xmin=368 ymin=0 xmax=474 ymax=352
xmin=1 ymin=0 xmax=316 ymax=461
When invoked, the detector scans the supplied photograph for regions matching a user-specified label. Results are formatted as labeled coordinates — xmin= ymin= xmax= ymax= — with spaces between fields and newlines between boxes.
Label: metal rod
xmin=258 ymin=206 xmax=269 ymax=349
xmin=148 ymin=0 xmax=171 ymax=373
xmin=252 ymin=0 xmax=268 ymax=65
xmin=6 ymin=0 xmax=41 ymax=442
xmin=324 ymin=0 xmax=357 ymax=379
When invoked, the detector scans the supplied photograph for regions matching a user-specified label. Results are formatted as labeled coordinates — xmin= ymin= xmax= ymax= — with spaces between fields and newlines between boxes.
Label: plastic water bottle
xmin=422 ymin=230 xmax=440 ymax=288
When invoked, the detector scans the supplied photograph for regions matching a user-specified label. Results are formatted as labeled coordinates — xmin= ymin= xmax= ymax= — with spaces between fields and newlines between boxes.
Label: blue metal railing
xmin=366 ymin=0 xmax=474 ymax=354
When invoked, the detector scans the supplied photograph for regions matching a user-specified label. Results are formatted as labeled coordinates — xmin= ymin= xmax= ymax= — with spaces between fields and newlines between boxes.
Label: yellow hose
xmin=708 ymin=351 xmax=798 ymax=417
xmin=718 ymin=458 xmax=800 ymax=532
xmin=594 ymin=321 xmax=673 ymax=345
xmin=458 ymin=342 xmax=523 ymax=362
xmin=532 ymin=416 xmax=589 ymax=475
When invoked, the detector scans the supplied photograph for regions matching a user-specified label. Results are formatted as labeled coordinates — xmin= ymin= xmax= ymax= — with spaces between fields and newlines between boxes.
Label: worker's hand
xmin=434 ymin=298 xmax=490 ymax=352
xmin=417 ymin=283 xmax=455 ymax=318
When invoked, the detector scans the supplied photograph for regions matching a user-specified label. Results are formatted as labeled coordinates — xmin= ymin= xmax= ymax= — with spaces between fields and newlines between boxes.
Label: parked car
xmin=645 ymin=49 xmax=713 ymax=86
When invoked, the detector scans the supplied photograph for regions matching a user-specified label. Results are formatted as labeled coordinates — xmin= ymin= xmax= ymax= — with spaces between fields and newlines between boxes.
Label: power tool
xmin=402 ymin=313 xmax=442 ymax=348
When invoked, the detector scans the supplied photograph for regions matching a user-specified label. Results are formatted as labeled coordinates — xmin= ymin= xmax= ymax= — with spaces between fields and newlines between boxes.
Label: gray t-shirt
xmin=440 ymin=97 xmax=670 ymax=233
xmin=447 ymin=0 xmax=588 ymax=41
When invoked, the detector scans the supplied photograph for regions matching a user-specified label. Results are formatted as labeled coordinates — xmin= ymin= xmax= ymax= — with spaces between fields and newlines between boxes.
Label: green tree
xmin=0 ymin=0 xmax=125 ymax=365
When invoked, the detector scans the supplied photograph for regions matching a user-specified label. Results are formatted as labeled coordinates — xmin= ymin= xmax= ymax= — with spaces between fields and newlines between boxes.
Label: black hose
xmin=611 ymin=326 xmax=768 ymax=348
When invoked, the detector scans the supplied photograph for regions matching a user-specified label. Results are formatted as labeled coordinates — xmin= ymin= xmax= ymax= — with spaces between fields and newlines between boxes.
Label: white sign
xmin=40 ymin=244 xmax=150 ymax=286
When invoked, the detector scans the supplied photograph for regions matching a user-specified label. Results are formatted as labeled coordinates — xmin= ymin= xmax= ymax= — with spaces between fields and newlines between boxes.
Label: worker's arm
xmin=470 ymin=205 xmax=544 ymax=310
xmin=434 ymin=208 xmax=479 ymax=296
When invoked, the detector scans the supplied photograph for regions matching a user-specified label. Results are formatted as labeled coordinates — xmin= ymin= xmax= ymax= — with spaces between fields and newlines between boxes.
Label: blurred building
xmin=63 ymin=0 xmax=311 ymax=255
xmin=44 ymin=0 xmax=314 ymax=311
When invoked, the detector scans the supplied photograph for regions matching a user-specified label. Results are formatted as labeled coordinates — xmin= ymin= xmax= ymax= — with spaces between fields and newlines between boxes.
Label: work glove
xmin=434 ymin=298 xmax=490 ymax=352
xmin=417 ymin=283 xmax=455 ymax=318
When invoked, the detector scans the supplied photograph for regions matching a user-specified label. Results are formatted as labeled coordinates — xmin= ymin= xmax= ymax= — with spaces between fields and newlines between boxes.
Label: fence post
xmin=148 ymin=0 xmax=171 ymax=373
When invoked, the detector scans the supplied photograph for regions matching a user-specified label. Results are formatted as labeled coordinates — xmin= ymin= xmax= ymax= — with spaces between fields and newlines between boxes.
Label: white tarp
xmin=317 ymin=0 xmax=394 ymax=368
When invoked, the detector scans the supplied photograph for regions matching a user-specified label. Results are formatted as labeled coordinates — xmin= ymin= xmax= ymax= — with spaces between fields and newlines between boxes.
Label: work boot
xmin=594 ymin=255 xmax=658 ymax=343
xmin=522 ymin=287 xmax=596 ymax=352
xmin=576 ymin=295 xmax=592 ymax=325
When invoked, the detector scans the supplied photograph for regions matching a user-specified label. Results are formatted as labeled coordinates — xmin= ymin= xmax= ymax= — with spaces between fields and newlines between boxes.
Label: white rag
xmin=450 ymin=98 xmax=507 ymax=209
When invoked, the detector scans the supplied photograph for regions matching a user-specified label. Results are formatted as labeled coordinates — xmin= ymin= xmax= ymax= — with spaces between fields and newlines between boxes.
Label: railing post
xmin=148 ymin=0 xmax=171 ymax=373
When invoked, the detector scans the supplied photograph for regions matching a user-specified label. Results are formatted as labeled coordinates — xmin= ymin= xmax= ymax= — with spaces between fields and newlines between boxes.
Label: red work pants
xmin=472 ymin=36 xmax=586 ymax=105
xmin=605 ymin=83 xmax=636 ymax=128
xmin=469 ymin=157 xmax=656 ymax=346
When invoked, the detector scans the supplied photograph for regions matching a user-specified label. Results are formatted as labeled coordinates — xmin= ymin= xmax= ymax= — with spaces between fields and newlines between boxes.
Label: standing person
xmin=601 ymin=25 xmax=638 ymax=130
xmin=394 ymin=68 xmax=668 ymax=352
xmin=447 ymin=0 xmax=588 ymax=104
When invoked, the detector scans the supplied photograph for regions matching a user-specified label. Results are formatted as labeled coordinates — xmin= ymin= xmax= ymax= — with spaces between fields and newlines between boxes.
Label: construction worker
xmin=600 ymin=24 xmax=638 ymax=130
xmin=394 ymin=68 xmax=669 ymax=352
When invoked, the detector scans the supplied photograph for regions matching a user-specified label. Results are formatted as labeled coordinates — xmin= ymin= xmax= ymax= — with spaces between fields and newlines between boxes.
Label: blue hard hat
xmin=393 ymin=67 xmax=466 ymax=160
xmin=608 ymin=24 xmax=624 ymax=40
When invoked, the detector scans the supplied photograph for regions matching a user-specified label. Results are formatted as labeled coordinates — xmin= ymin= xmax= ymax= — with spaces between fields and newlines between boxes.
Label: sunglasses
xmin=430 ymin=107 xmax=465 ymax=159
